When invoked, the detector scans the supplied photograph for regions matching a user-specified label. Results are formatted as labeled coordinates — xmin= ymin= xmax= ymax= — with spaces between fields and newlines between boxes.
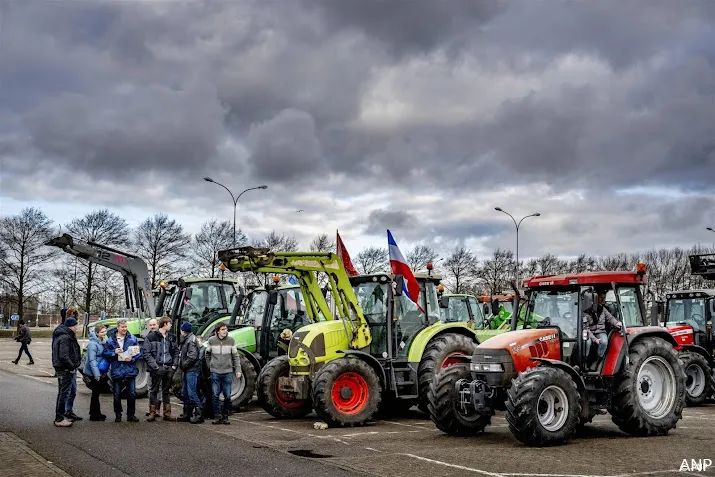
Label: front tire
xmin=680 ymin=352 xmax=712 ymax=407
xmin=609 ymin=337 xmax=685 ymax=436
xmin=428 ymin=364 xmax=491 ymax=436
xmin=256 ymin=355 xmax=312 ymax=418
xmin=312 ymin=357 xmax=381 ymax=427
xmin=505 ymin=367 xmax=581 ymax=447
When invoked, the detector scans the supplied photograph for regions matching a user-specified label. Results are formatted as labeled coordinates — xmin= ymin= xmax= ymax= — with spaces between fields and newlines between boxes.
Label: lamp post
xmin=495 ymin=207 xmax=541 ymax=283
xmin=203 ymin=178 xmax=268 ymax=246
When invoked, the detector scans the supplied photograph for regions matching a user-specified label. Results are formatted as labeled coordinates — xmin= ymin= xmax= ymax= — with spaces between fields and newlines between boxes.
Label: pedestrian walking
xmin=12 ymin=319 xmax=34 ymax=365
xmin=83 ymin=325 xmax=109 ymax=421
xmin=142 ymin=316 xmax=179 ymax=422
xmin=51 ymin=317 xmax=81 ymax=427
xmin=178 ymin=322 xmax=203 ymax=423
xmin=205 ymin=323 xmax=242 ymax=425
xmin=103 ymin=320 xmax=142 ymax=423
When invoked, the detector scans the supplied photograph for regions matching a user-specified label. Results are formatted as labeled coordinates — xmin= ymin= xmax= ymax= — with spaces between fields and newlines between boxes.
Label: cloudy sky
xmin=1 ymin=0 xmax=715 ymax=261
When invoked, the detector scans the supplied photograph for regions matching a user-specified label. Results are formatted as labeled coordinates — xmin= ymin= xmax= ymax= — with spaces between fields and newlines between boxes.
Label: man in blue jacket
xmin=103 ymin=319 xmax=142 ymax=422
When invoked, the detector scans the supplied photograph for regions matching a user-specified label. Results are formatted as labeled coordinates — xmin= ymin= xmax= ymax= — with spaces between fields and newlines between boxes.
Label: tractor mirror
xmin=439 ymin=296 xmax=449 ymax=309
xmin=268 ymin=290 xmax=279 ymax=306
xmin=393 ymin=275 xmax=404 ymax=296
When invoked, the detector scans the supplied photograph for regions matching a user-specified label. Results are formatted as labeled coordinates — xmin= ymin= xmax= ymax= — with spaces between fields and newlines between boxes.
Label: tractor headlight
xmin=470 ymin=362 xmax=505 ymax=372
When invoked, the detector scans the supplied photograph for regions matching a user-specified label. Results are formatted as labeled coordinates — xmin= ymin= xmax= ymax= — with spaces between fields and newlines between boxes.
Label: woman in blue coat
xmin=84 ymin=325 xmax=108 ymax=421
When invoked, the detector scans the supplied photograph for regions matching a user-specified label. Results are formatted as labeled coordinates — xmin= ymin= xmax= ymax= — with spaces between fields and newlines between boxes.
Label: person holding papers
xmin=103 ymin=319 xmax=142 ymax=423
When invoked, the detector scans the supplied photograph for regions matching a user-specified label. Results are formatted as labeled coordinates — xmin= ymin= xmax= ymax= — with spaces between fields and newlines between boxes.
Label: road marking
xmin=400 ymin=454 xmax=506 ymax=476
xmin=378 ymin=420 xmax=430 ymax=429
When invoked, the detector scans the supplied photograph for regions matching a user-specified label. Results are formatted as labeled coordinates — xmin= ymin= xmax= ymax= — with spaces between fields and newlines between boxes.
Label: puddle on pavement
xmin=288 ymin=449 xmax=334 ymax=458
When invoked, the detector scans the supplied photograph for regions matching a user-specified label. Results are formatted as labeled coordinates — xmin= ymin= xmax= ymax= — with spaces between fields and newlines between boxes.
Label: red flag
xmin=336 ymin=230 xmax=359 ymax=276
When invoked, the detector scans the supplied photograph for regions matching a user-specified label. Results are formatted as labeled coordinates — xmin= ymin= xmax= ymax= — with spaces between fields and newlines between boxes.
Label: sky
xmin=1 ymin=0 xmax=715 ymax=262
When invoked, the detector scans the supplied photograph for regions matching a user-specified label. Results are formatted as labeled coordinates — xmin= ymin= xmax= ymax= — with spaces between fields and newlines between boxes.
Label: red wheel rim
xmin=441 ymin=352 xmax=463 ymax=369
xmin=331 ymin=372 xmax=369 ymax=415
xmin=275 ymin=373 xmax=305 ymax=409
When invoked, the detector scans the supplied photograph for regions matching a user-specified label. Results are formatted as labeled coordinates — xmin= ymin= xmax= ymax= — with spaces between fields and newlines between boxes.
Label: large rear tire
xmin=257 ymin=355 xmax=312 ymax=418
xmin=609 ymin=337 xmax=685 ymax=436
xmin=312 ymin=357 xmax=381 ymax=427
xmin=428 ymin=364 xmax=491 ymax=436
xmin=133 ymin=359 xmax=149 ymax=398
xmin=417 ymin=333 xmax=477 ymax=413
xmin=505 ymin=367 xmax=581 ymax=447
xmin=680 ymin=352 xmax=712 ymax=407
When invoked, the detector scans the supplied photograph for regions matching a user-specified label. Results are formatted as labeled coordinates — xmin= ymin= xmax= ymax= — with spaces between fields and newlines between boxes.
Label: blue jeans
xmin=55 ymin=371 xmax=75 ymax=421
xmin=212 ymin=372 xmax=233 ymax=417
xmin=586 ymin=332 xmax=608 ymax=359
xmin=182 ymin=370 xmax=201 ymax=409
xmin=112 ymin=377 xmax=136 ymax=417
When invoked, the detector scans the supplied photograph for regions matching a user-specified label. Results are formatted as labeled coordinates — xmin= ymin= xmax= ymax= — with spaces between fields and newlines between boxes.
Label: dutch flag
xmin=387 ymin=229 xmax=423 ymax=311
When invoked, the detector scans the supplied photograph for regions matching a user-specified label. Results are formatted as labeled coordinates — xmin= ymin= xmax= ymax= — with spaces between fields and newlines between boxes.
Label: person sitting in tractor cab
xmin=582 ymin=291 xmax=622 ymax=370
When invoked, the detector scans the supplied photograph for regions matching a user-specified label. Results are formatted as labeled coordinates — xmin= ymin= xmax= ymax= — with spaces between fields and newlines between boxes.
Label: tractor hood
xmin=287 ymin=320 xmax=351 ymax=374
xmin=227 ymin=326 xmax=257 ymax=352
xmin=475 ymin=328 xmax=562 ymax=376
xmin=665 ymin=324 xmax=695 ymax=346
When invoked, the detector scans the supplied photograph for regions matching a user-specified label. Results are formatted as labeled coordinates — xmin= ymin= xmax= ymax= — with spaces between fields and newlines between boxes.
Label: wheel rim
xmin=441 ymin=352 xmax=463 ymax=369
xmin=274 ymin=372 xmax=304 ymax=409
xmin=637 ymin=356 xmax=676 ymax=419
xmin=685 ymin=363 xmax=706 ymax=398
xmin=331 ymin=372 xmax=369 ymax=415
xmin=537 ymin=385 xmax=569 ymax=432
xmin=225 ymin=372 xmax=246 ymax=402
xmin=135 ymin=361 xmax=148 ymax=390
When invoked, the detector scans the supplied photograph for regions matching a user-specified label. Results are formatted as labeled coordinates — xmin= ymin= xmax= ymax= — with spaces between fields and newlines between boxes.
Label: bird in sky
xmin=296 ymin=209 xmax=304 ymax=213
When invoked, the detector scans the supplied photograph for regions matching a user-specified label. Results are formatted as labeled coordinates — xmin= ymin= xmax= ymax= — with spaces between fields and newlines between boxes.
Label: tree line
xmin=1 ymin=206 xmax=712 ymax=319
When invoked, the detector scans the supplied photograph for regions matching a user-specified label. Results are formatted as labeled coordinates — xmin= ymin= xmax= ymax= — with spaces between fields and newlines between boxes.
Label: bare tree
xmin=406 ymin=244 xmax=438 ymax=273
xmin=65 ymin=209 xmax=130 ymax=314
xmin=191 ymin=219 xmax=242 ymax=278
xmin=93 ymin=267 xmax=126 ymax=316
xmin=253 ymin=231 xmax=299 ymax=252
xmin=443 ymin=245 xmax=477 ymax=293
xmin=134 ymin=213 xmax=191 ymax=288
xmin=0 ymin=207 xmax=57 ymax=319
xmin=477 ymin=248 xmax=515 ymax=295
xmin=48 ymin=258 xmax=78 ymax=311
xmin=567 ymin=254 xmax=598 ymax=273
xmin=310 ymin=234 xmax=335 ymax=253
xmin=533 ymin=253 xmax=567 ymax=276
xmin=355 ymin=246 xmax=388 ymax=274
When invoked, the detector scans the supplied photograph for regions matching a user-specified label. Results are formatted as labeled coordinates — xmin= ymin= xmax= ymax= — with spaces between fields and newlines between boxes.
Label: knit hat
xmin=180 ymin=322 xmax=192 ymax=333
xmin=65 ymin=317 xmax=78 ymax=327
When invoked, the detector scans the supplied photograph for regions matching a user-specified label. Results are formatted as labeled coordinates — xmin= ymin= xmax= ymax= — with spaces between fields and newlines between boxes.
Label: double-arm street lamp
xmin=203 ymin=177 xmax=268 ymax=246
xmin=495 ymin=207 xmax=541 ymax=282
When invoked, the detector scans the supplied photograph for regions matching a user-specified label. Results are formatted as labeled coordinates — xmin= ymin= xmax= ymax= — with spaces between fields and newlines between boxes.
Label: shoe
xmin=162 ymin=403 xmax=177 ymax=422
xmin=212 ymin=416 xmax=223 ymax=425
xmin=99 ymin=413 xmax=107 ymax=420
xmin=147 ymin=404 xmax=157 ymax=422
xmin=66 ymin=413 xmax=83 ymax=421
xmin=54 ymin=418 xmax=73 ymax=427
xmin=28 ymin=361 xmax=34 ymax=365
xmin=115 ymin=415 xmax=122 ymax=423
xmin=89 ymin=416 xmax=104 ymax=422
xmin=127 ymin=415 xmax=139 ymax=422
xmin=179 ymin=405 xmax=192 ymax=422
xmin=190 ymin=407 xmax=204 ymax=424
xmin=222 ymin=417 xmax=230 ymax=425
xmin=12 ymin=359 xmax=18 ymax=365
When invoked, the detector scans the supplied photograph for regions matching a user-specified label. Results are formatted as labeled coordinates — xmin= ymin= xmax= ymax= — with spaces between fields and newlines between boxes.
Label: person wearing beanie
xmin=178 ymin=322 xmax=203 ymax=423
xmin=103 ymin=319 xmax=142 ymax=423
xmin=51 ymin=316 xmax=82 ymax=427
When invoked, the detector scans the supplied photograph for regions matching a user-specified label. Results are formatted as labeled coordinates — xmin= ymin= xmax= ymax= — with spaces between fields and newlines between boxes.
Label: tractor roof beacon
xmin=218 ymin=246 xmax=481 ymax=425
xmin=428 ymin=265 xmax=686 ymax=447
xmin=661 ymin=253 xmax=715 ymax=406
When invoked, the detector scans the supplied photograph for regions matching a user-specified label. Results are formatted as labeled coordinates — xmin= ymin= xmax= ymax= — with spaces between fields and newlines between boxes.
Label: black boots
xmin=190 ymin=407 xmax=204 ymax=424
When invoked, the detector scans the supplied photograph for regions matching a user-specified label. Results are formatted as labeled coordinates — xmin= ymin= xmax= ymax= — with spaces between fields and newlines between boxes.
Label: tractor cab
xmin=165 ymin=277 xmax=239 ymax=337
xmin=438 ymin=293 xmax=485 ymax=328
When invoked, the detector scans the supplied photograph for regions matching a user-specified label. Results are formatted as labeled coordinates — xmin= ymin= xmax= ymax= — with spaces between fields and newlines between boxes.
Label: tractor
xmin=478 ymin=293 xmax=516 ymax=329
xmin=659 ymin=253 xmax=715 ymax=406
xmin=437 ymin=291 xmax=513 ymax=343
xmin=218 ymin=246 xmax=481 ymax=426
xmin=428 ymin=265 xmax=686 ymax=446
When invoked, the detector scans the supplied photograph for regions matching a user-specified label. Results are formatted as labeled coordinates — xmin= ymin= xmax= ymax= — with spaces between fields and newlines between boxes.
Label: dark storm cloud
xmin=365 ymin=209 xmax=420 ymax=236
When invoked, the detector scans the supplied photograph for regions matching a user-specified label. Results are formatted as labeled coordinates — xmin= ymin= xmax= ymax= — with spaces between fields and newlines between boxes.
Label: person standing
xmin=51 ymin=317 xmax=81 ymax=427
xmin=205 ymin=323 xmax=242 ymax=425
xmin=12 ymin=319 xmax=34 ymax=365
xmin=144 ymin=318 xmax=159 ymax=417
xmin=83 ymin=325 xmax=108 ymax=421
xmin=142 ymin=317 xmax=179 ymax=421
xmin=178 ymin=322 xmax=203 ymax=423
xmin=103 ymin=320 xmax=142 ymax=422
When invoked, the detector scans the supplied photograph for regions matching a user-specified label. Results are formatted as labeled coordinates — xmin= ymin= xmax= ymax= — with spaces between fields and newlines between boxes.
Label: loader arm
xmin=45 ymin=233 xmax=156 ymax=320
xmin=218 ymin=247 xmax=370 ymax=349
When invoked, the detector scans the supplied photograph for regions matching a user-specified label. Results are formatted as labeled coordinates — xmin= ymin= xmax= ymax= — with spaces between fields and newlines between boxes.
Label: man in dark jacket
xmin=13 ymin=319 xmax=34 ymax=365
xmin=103 ymin=320 xmax=142 ymax=422
xmin=142 ymin=316 xmax=179 ymax=421
xmin=178 ymin=322 xmax=203 ymax=423
xmin=52 ymin=317 xmax=81 ymax=427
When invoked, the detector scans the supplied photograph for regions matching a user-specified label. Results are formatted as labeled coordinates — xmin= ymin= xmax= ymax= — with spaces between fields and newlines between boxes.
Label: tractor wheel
xmin=222 ymin=355 xmax=257 ymax=410
xmin=417 ymin=333 xmax=476 ymax=413
xmin=680 ymin=352 xmax=712 ymax=407
xmin=312 ymin=357 xmax=381 ymax=427
xmin=257 ymin=355 xmax=312 ymax=418
xmin=609 ymin=337 xmax=685 ymax=436
xmin=505 ymin=367 xmax=581 ymax=447
xmin=133 ymin=359 xmax=149 ymax=398
xmin=428 ymin=364 xmax=491 ymax=436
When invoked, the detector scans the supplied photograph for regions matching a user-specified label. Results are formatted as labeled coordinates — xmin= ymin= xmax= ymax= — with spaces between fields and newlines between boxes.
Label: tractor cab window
xmin=524 ymin=289 xmax=579 ymax=339
xmin=615 ymin=287 xmax=644 ymax=327
xmin=666 ymin=297 xmax=706 ymax=331
xmin=180 ymin=282 xmax=232 ymax=331
xmin=423 ymin=281 xmax=441 ymax=323
xmin=468 ymin=297 xmax=486 ymax=329
xmin=441 ymin=297 xmax=470 ymax=323
xmin=239 ymin=290 xmax=267 ymax=327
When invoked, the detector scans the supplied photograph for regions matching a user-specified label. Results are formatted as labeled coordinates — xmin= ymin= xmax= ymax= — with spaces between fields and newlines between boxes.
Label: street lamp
xmin=495 ymin=207 xmax=541 ymax=282
xmin=203 ymin=177 xmax=268 ymax=246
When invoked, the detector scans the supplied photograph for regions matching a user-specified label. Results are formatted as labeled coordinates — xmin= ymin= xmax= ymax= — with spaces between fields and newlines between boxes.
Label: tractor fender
xmin=678 ymin=344 xmax=713 ymax=365
xmin=530 ymin=357 xmax=589 ymax=423
xmin=337 ymin=350 xmax=387 ymax=389
xmin=407 ymin=323 xmax=480 ymax=363
xmin=236 ymin=346 xmax=262 ymax=376
xmin=612 ymin=329 xmax=679 ymax=375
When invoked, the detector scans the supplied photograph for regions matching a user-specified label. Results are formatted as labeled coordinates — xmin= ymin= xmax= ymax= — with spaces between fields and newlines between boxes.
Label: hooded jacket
xmin=52 ymin=324 xmax=81 ymax=372
xmin=103 ymin=329 xmax=142 ymax=379
xmin=142 ymin=329 xmax=180 ymax=372
xmin=83 ymin=329 xmax=105 ymax=377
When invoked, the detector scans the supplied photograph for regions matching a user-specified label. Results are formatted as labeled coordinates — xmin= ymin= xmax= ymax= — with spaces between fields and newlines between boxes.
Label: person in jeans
xmin=12 ymin=319 xmax=34 ymax=365
xmin=142 ymin=316 xmax=179 ymax=421
xmin=205 ymin=323 xmax=242 ymax=425
xmin=83 ymin=325 xmax=108 ymax=421
xmin=583 ymin=292 xmax=622 ymax=370
xmin=178 ymin=322 xmax=202 ymax=423
xmin=51 ymin=317 xmax=81 ymax=427
xmin=103 ymin=320 xmax=142 ymax=422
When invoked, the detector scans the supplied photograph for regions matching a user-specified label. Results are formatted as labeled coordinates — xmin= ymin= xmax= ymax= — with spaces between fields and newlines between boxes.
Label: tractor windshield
xmin=524 ymin=290 xmax=579 ymax=338
xmin=239 ymin=290 xmax=267 ymax=327
xmin=666 ymin=297 xmax=707 ymax=331
xmin=181 ymin=282 xmax=235 ymax=331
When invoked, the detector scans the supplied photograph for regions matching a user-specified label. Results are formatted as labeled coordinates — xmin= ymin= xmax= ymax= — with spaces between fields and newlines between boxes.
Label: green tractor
xmin=218 ymin=246 xmax=481 ymax=426
xmin=437 ymin=292 xmax=509 ymax=343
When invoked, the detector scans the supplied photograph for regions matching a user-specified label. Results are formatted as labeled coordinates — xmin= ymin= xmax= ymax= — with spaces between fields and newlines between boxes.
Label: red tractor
xmin=660 ymin=254 xmax=715 ymax=406
xmin=428 ymin=266 xmax=686 ymax=446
